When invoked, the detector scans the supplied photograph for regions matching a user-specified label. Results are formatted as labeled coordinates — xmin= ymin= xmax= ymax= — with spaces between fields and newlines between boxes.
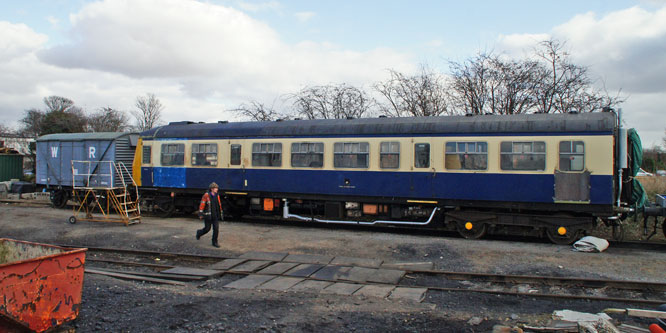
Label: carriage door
xmin=554 ymin=140 xmax=590 ymax=202
xmin=413 ymin=143 xmax=434 ymax=197
xmin=228 ymin=144 xmax=245 ymax=190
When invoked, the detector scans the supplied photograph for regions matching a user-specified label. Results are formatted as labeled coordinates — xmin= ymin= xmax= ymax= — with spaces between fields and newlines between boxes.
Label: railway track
xmin=64 ymin=244 xmax=666 ymax=305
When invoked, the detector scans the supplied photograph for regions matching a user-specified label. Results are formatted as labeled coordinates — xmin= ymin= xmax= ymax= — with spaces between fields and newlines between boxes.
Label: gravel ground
xmin=1 ymin=204 xmax=664 ymax=332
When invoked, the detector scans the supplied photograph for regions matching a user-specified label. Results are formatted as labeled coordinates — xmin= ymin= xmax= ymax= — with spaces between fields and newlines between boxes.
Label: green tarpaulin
xmin=628 ymin=128 xmax=647 ymax=209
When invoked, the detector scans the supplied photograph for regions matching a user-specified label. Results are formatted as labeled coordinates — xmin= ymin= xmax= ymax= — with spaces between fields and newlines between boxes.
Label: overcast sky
xmin=1 ymin=0 xmax=665 ymax=146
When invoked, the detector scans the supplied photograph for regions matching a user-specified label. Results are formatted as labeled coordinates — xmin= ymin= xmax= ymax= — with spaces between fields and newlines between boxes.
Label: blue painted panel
xmin=146 ymin=167 xmax=614 ymax=205
xmin=153 ymin=167 xmax=187 ymax=188
xmin=61 ymin=142 xmax=74 ymax=186
xmin=184 ymin=168 xmax=245 ymax=190
xmin=590 ymin=175 xmax=614 ymax=204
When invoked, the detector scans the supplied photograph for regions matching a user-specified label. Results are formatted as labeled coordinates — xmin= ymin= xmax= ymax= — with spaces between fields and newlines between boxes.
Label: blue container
xmin=36 ymin=132 xmax=137 ymax=188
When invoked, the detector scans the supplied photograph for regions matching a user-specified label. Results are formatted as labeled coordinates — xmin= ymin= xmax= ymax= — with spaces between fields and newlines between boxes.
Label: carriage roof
xmin=141 ymin=112 xmax=617 ymax=139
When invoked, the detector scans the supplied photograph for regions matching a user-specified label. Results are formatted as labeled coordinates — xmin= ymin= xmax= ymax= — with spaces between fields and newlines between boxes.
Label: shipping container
xmin=36 ymin=132 xmax=138 ymax=188
xmin=0 ymin=154 xmax=23 ymax=181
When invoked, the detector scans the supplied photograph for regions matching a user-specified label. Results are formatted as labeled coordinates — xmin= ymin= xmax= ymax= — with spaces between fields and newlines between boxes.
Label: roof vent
xmin=346 ymin=116 xmax=354 ymax=120
xmin=602 ymin=107 xmax=613 ymax=112
xmin=465 ymin=113 xmax=474 ymax=117
xmin=568 ymin=110 xmax=579 ymax=114
xmin=275 ymin=119 xmax=283 ymax=122
xmin=294 ymin=118 xmax=301 ymax=121
xmin=217 ymin=120 xmax=229 ymax=124
xmin=378 ymin=115 xmax=387 ymax=118
xmin=168 ymin=121 xmax=194 ymax=125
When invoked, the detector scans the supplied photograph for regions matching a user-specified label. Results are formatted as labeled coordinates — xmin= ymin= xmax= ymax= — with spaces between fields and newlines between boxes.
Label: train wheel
xmin=546 ymin=227 xmax=580 ymax=245
xmin=456 ymin=221 xmax=487 ymax=239
xmin=51 ymin=190 xmax=68 ymax=208
xmin=155 ymin=201 xmax=175 ymax=218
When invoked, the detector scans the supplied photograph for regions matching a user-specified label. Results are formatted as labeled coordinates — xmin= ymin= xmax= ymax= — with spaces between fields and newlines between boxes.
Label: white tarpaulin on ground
xmin=573 ymin=236 xmax=610 ymax=253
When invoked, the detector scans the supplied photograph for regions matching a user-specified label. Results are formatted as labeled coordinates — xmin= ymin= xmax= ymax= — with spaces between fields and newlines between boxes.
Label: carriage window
xmin=380 ymin=142 xmax=400 ymax=169
xmin=414 ymin=143 xmax=430 ymax=168
xmin=191 ymin=143 xmax=217 ymax=166
xmin=142 ymin=146 xmax=151 ymax=164
xmin=252 ymin=143 xmax=282 ymax=167
xmin=291 ymin=142 xmax=324 ymax=168
xmin=334 ymin=142 xmax=369 ymax=168
xmin=559 ymin=141 xmax=585 ymax=171
xmin=230 ymin=144 xmax=241 ymax=165
xmin=445 ymin=142 xmax=487 ymax=170
xmin=500 ymin=141 xmax=546 ymax=170
xmin=161 ymin=143 xmax=184 ymax=166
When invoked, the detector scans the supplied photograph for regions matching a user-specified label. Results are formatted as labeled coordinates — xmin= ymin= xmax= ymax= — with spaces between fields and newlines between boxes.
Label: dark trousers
xmin=197 ymin=218 xmax=219 ymax=244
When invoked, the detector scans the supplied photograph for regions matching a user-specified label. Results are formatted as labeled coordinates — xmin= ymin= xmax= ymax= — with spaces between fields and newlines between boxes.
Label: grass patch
xmin=636 ymin=176 xmax=666 ymax=200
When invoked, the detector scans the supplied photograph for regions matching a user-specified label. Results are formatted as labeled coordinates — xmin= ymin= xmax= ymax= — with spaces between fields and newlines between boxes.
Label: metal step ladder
xmin=69 ymin=161 xmax=141 ymax=226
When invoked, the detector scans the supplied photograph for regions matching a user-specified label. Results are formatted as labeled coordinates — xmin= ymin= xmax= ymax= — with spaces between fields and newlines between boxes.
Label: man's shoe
xmin=212 ymin=243 xmax=220 ymax=248
xmin=196 ymin=232 xmax=201 ymax=240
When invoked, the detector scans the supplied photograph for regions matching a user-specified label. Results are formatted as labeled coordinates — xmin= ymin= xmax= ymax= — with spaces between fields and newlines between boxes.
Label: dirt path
xmin=1 ymin=205 xmax=664 ymax=332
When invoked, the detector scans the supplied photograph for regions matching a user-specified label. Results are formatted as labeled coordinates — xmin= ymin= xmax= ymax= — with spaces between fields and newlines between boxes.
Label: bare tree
xmin=87 ymin=107 xmax=131 ymax=132
xmin=448 ymin=53 xmax=494 ymax=115
xmin=532 ymin=39 xmax=623 ymax=113
xmin=132 ymin=93 xmax=164 ymax=131
xmin=229 ymin=100 xmax=286 ymax=121
xmin=448 ymin=39 xmax=623 ymax=115
xmin=490 ymin=58 xmax=541 ymax=114
xmin=43 ymin=96 xmax=76 ymax=113
xmin=291 ymin=84 xmax=374 ymax=119
xmin=448 ymin=52 xmax=540 ymax=115
xmin=0 ymin=124 xmax=14 ymax=135
xmin=18 ymin=108 xmax=44 ymax=137
xmin=374 ymin=65 xmax=451 ymax=117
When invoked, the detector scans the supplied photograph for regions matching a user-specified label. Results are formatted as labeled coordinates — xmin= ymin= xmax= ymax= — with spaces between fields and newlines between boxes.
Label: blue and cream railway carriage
xmin=135 ymin=111 xmax=634 ymax=244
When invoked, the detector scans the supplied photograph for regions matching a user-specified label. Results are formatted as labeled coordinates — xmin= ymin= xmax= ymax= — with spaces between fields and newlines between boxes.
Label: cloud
xmin=0 ymin=21 xmax=48 ymax=61
xmin=425 ymin=39 xmax=443 ymax=48
xmin=294 ymin=11 xmax=315 ymax=22
xmin=46 ymin=16 xmax=59 ymax=28
xmin=236 ymin=0 xmax=281 ymax=12
xmin=0 ymin=1 xmax=414 ymax=131
xmin=552 ymin=6 xmax=666 ymax=94
xmin=496 ymin=5 xmax=666 ymax=146
xmin=497 ymin=6 xmax=666 ymax=94
xmin=38 ymin=0 xmax=412 ymax=99
xmin=0 ymin=19 xmax=233 ymax=130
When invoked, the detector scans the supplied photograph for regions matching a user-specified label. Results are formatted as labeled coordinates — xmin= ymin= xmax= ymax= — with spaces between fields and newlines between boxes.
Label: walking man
xmin=196 ymin=182 xmax=223 ymax=248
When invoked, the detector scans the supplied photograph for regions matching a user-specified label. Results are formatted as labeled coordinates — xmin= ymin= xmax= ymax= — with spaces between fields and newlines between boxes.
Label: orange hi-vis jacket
xmin=199 ymin=192 xmax=223 ymax=218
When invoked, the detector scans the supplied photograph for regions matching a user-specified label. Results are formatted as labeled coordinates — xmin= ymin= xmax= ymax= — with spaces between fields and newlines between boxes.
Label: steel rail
xmin=409 ymin=270 xmax=666 ymax=292
xmin=73 ymin=244 xmax=666 ymax=292
xmin=83 ymin=256 xmax=665 ymax=306
xmin=75 ymin=244 xmax=666 ymax=305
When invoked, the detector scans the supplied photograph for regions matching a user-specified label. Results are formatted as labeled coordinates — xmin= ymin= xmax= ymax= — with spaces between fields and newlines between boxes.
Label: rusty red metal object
xmin=0 ymin=238 xmax=87 ymax=332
